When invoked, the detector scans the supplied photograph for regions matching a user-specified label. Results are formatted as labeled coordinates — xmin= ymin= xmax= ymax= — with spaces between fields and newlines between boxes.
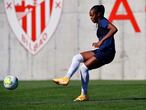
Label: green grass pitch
xmin=0 ymin=80 xmax=146 ymax=110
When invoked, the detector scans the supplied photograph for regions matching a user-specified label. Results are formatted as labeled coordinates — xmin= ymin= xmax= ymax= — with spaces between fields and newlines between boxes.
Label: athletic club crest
xmin=4 ymin=0 xmax=63 ymax=55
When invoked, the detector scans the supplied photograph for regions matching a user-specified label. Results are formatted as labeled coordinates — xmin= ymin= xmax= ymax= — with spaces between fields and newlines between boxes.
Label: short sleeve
xmin=99 ymin=19 xmax=109 ymax=28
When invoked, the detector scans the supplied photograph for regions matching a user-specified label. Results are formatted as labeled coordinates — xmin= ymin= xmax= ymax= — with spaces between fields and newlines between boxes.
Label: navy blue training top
xmin=97 ymin=17 xmax=115 ymax=52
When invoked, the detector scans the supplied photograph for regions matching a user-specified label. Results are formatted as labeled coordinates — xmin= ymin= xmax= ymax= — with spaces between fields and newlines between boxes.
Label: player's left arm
xmin=99 ymin=23 xmax=118 ymax=46
xmin=92 ymin=22 xmax=118 ymax=48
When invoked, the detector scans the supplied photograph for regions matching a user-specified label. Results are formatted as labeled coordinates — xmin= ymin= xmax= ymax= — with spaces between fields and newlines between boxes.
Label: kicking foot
xmin=74 ymin=94 xmax=89 ymax=101
xmin=52 ymin=76 xmax=69 ymax=86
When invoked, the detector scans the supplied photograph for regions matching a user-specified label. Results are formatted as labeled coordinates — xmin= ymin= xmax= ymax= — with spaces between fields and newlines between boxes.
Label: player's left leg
xmin=74 ymin=63 xmax=89 ymax=101
xmin=74 ymin=56 xmax=104 ymax=101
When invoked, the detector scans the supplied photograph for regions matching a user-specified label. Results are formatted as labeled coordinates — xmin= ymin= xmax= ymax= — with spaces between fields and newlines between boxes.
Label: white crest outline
xmin=4 ymin=0 xmax=63 ymax=55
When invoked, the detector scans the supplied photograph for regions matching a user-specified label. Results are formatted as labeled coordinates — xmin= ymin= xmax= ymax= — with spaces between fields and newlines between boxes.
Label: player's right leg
xmin=52 ymin=51 xmax=96 ymax=86
xmin=53 ymin=76 xmax=70 ymax=86
xmin=52 ymin=53 xmax=84 ymax=86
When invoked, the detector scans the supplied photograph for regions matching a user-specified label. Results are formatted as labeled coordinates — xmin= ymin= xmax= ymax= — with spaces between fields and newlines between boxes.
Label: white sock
xmin=65 ymin=54 xmax=84 ymax=78
xmin=80 ymin=64 xmax=89 ymax=95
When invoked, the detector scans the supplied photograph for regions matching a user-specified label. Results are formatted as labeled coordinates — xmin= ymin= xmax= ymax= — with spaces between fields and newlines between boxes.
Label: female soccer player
xmin=53 ymin=5 xmax=118 ymax=101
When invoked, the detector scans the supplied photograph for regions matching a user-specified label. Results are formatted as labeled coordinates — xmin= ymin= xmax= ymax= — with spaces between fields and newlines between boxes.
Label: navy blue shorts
xmin=92 ymin=48 xmax=115 ymax=64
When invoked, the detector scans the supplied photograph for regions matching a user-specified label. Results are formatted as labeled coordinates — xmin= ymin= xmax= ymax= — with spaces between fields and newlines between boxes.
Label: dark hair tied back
xmin=90 ymin=5 xmax=105 ymax=17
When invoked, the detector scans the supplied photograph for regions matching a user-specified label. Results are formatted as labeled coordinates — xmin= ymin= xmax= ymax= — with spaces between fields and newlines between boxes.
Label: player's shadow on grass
xmin=90 ymin=97 xmax=146 ymax=102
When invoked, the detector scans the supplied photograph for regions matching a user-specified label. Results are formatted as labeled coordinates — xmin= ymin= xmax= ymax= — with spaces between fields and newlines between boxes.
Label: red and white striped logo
xmin=4 ymin=0 xmax=63 ymax=55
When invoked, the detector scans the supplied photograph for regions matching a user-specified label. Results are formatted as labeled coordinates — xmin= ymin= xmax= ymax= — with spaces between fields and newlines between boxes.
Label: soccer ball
xmin=3 ymin=75 xmax=18 ymax=90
